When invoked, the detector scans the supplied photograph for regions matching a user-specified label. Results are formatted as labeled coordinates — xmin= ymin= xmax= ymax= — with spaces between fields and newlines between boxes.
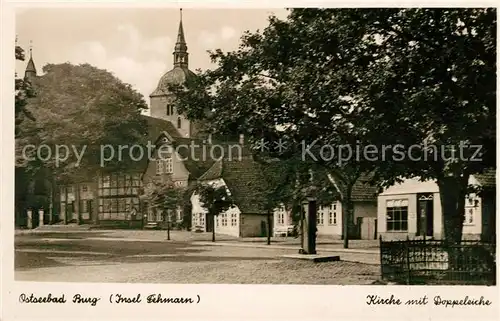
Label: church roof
xmin=150 ymin=9 xmax=195 ymax=97
xmin=26 ymin=57 xmax=37 ymax=74
xmin=150 ymin=66 xmax=196 ymax=97
xmin=175 ymin=14 xmax=187 ymax=53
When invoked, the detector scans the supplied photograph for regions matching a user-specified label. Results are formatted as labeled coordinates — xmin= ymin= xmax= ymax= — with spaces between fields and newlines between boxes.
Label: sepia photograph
xmin=3 ymin=3 xmax=498 ymax=320
xmin=11 ymin=5 xmax=497 ymax=287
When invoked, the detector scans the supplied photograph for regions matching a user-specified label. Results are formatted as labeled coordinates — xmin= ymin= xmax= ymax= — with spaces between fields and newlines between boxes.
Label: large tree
xmin=17 ymin=63 xmax=148 ymax=179
xmin=172 ymin=8 xmax=496 ymax=245
xmin=16 ymin=63 xmax=148 ymax=222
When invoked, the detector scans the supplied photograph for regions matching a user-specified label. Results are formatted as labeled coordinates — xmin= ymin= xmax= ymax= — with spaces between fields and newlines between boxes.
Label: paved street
xmin=15 ymin=230 xmax=381 ymax=284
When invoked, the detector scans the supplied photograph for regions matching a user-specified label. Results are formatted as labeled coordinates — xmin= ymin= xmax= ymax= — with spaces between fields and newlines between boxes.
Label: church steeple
xmin=173 ymin=9 xmax=188 ymax=68
xmin=24 ymin=40 xmax=37 ymax=81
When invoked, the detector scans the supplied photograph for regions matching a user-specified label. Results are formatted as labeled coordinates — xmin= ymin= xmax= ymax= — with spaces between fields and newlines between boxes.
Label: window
xmin=101 ymin=176 xmax=110 ymax=188
xmin=386 ymin=199 xmax=409 ymax=231
xmin=328 ymin=205 xmax=337 ymax=225
xmin=177 ymin=117 xmax=182 ymax=129
xmin=276 ymin=206 xmax=286 ymax=225
xmin=97 ymin=174 xmax=141 ymax=220
xmin=231 ymin=213 xmax=237 ymax=226
xmin=464 ymin=195 xmax=478 ymax=225
xmin=81 ymin=185 xmax=88 ymax=192
xmin=222 ymin=213 xmax=228 ymax=226
xmin=465 ymin=208 xmax=474 ymax=224
xmin=317 ymin=211 xmax=324 ymax=225
xmin=278 ymin=213 xmax=285 ymax=225
xmin=166 ymin=104 xmax=171 ymax=116
xmin=200 ymin=213 xmax=205 ymax=226
xmin=67 ymin=186 xmax=73 ymax=193
xmin=156 ymin=210 xmax=163 ymax=222
xmin=148 ymin=209 xmax=155 ymax=222
xmin=216 ymin=216 xmax=219 ymax=227
xmin=156 ymin=158 xmax=173 ymax=174
xmin=164 ymin=158 xmax=173 ymax=173
xmin=156 ymin=160 xmax=163 ymax=174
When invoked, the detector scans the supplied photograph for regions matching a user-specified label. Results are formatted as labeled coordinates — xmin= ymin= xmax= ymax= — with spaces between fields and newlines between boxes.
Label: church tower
xmin=150 ymin=9 xmax=198 ymax=138
xmin=24 ymin=41 xmax=37 ymax=82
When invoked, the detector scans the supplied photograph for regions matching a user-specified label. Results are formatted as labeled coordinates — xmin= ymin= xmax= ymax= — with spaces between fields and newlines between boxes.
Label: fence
xmin=379 ymin=237 xmax=496 ymax=285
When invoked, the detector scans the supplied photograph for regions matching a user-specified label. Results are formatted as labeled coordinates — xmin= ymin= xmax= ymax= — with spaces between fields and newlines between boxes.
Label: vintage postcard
xmin=1 ymin=1 xmax=498 ymax=320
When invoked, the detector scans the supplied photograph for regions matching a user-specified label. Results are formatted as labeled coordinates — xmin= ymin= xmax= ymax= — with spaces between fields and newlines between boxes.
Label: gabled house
xmin=377 ymin=169 xmax=496 ymax=241
xmin=190 ymin=154 xmax=270 ymax=237
xmin=140 ymin=130 xmax=220 ymax=228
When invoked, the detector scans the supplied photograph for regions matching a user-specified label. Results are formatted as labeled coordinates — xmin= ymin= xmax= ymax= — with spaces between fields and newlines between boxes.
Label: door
xmin=68 ymin=201 xmax=75 ymax=222
xmin=417 ymin=193 xmax=434 ymax=237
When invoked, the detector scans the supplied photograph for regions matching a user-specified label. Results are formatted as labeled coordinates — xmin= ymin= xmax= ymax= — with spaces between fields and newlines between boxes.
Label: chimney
xmin=207 ymin=133 xmax=212 ymax=144
xmin=239 ymin=134 xmax=244 ymax=145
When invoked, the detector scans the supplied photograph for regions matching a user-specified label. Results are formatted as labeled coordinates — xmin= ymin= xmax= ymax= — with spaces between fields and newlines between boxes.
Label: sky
xmin=15 ymin=8 xmax=288 ymax=112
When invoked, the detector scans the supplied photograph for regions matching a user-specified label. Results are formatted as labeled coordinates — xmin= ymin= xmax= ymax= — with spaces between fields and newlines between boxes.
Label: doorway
xmin=417 ymin=193 xmax=434 ymax=237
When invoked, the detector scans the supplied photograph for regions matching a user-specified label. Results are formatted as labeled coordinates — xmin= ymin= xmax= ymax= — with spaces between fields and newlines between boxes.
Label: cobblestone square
xmin=15 ymin=230 xmax=381 ymax=284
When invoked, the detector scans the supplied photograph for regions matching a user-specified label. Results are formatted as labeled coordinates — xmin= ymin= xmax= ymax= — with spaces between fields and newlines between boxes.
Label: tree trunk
xmin=299 ymin=206 xmax=304 ymax=253
xmin=437 ymin=174 xmax=469 ymax=272
xmin=267 ymin=210 xmax=271 ymax=245
xmin=437 ymin=175 xmax=469 ymax=244
xmin=343 ymin=185 xmax=353 ymax=249
xmin=167 ymin=210 xmax=171 ymax=240
xmin=212 ymin=214 xmax=216 ymax=242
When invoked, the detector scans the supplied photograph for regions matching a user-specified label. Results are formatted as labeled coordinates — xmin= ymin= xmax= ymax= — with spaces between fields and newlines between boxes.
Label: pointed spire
xmin=173 ymin=8 xmax=188 ymax=68
xmin=177 ymin=8 xmax=186 ymax=44
xmin=25 ymin=40 xmax=37 ymax=79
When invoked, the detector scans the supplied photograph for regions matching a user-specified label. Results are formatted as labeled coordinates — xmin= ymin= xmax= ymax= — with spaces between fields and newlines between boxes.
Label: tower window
xmin=166 ymin=104 xmax=174 ymax=116
xmin=177 ymin=117 xmax=182 ymax=129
